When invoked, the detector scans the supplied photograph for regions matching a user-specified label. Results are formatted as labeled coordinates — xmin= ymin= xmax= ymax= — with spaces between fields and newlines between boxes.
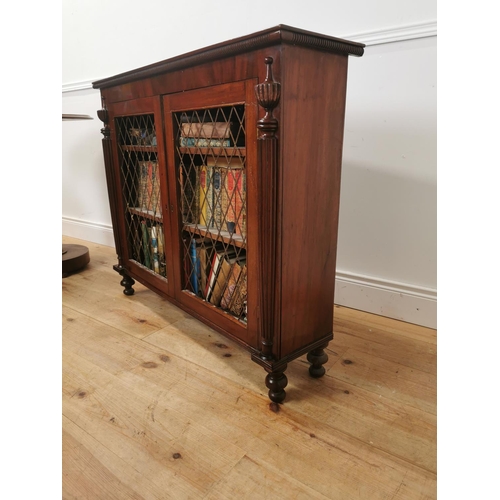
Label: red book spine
xmin=227 ymin=169 xmax=245 ymax=236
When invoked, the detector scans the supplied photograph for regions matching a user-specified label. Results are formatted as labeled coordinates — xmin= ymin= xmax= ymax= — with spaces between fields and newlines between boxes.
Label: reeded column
xmin=98 ymin=97 xmax=134 ymax=295
xmin=254 ymin=57 xmax=281 ymax=361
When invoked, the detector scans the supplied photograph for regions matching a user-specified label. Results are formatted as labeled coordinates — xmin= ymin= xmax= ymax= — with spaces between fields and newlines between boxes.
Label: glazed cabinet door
xmin=108 ymin=96 xmax=175 ymax=296
xmin=163 ymin=80 xmax=258 ymax=348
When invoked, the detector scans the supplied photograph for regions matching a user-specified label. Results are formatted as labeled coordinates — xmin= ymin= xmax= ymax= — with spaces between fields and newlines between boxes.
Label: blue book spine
xmin=190 ymin=239 xmax=198 ymax=295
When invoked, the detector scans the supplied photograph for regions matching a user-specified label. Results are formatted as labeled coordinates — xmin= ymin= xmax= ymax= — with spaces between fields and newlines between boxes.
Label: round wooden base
xmin=62 ymin=244 xmax=90 ymax=277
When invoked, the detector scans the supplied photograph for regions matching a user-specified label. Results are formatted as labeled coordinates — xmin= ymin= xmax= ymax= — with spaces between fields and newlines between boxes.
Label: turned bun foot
xmin=307 ymin=343 xmax=329 ymax=378
xmin=114 ymin=265 xmax=135 ymax=295
xmin=265 ymin=365 xmax=288 ymax=404
xmin=120 ymin=275 xmax=135 ymax=295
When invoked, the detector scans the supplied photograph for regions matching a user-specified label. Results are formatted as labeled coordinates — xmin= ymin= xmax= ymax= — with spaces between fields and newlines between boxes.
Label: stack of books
xmin=179 ymin=121 xmax=231 ymax=147
xmin=136 ymin=221 xmax=167 ymax=277
xmin=180 ymin=157 xmax=246 ymax=237
xmin=186 ymin=238 xmax=247 ymax=320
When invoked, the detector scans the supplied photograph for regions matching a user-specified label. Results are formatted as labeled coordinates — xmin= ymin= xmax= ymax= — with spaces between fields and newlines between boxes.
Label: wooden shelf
xmin=178 ymin=146 xmax=246 ymax=157
xmin=121 ymin=145 xmax=158 ymax=153
xmin=183 ymin=223 xmax=246 ymax=248
xmin=128 ymin=207 xmax=163 ymax=223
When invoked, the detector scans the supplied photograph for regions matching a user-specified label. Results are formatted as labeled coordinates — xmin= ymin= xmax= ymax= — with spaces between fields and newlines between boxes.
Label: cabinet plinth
xmin=94 ymin=25 xmax=364 ymax=404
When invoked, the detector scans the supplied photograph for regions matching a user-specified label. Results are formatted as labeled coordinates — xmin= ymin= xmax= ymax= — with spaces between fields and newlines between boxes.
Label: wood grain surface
xmin=63 ymin=236 xmax=436 ymax=499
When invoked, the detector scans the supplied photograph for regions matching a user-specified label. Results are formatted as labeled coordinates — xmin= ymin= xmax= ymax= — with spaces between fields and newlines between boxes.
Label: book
xmin=204 ymin=158 xmax=246 ymax=234
xmin=220 ymin=159 xmax=246 ymax=236
xmin=198 ymin=164 xmax=209 ymax=227
xmin=149 ymin=226 xmax=160 ymax=274
xmin=212 ymin=166 xmax=224 ymax=231
xmin=156 ymin=225 xmax=164 ymax=253
xmin=156 ymin=225 xmax=167 ymax=277
xmin=227 ymin=264 xmax=247 ymax=317
xmin=189 ymin=238 xmax=199 ymax=295
xmin=205 ymin=165 xmax=214 ymax=229
xmin=206 ymin=158 xmax=234 ymax=231
xmin=220 ymin=258 xmax=245 ymax=310
xmin=179 ymin=137 xmax=231 ymax=147
xmin=197 ymin=241 xmax=215 ymax=296
xmin=138 ymin=163 xmax=147 ymax=209
xmin=205 ymin=246 xmax=236 ymax=302
xmin=181 ymin=122 xmax=231 ymax=139
xmin=184 ymin=237 xmax=213 ymax=296
xmin=141 ymin=221 xmax=151 ymax=269
xmin=138 ymin=160 xmax=161 ymax=214
xmin=210 ymin=253 xmax=243 ymax=306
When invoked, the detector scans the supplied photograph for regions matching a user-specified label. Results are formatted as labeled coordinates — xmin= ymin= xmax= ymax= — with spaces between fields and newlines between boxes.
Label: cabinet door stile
xmin=162 ymin=93 xmax=185 ymax=304
xmin=243 ymin=79 xmax=259 ymax=351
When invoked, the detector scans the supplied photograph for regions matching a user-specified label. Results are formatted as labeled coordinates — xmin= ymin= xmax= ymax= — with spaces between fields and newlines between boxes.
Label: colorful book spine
xmin=198 ymin=245 xmax=209 ymax=297
xmin=198 ymin=165 xmax=208 ymax=227
xmin=137 ymin=161 xmax=147 ymax=209
xmin=205 ymin=250 xmax=223 ymax=301
xmin=150 ymin=226 xmax=160 ymax=274
xmin=210 ymin=254 xmax=241 ymax=307
xmin=190 ymin=239 xmax=199 ymax=296
xmin=156 ymin=225 xmax=167 ymax=277
xmin=221 ymin=262 xmax=243 ymax=310
xmin=141 ymin=221 xmax=151 ymax=269
xmin=228 ymin=264 xmax=247 ymax=317
xmin=205 ymin=164 xmax=214 ymax=228
xmin=211 ymin=167 xmax=225 ymax=231
xmin=138 ymin=161 xmax=160 ymax=213
xmin=225 ymin=165 xmax=246 ymax=236
xmin=156 ymin=225 xmax=164 ymax=254
xmin=150 ymin=161 xmax=161 ymax=214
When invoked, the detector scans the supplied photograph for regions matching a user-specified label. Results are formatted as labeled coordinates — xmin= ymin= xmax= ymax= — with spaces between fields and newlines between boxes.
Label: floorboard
xmin=62 ymin=236 xmax=437 ymax=499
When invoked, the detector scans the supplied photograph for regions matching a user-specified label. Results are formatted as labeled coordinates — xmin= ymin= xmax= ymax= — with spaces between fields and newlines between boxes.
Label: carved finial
xmin=97 ymin=97 xmax=110 ymax=138
xmin=255 ymin=57 xmax=281 ymax=137
xmin=264 ymin=57 xmax=274 ymax=83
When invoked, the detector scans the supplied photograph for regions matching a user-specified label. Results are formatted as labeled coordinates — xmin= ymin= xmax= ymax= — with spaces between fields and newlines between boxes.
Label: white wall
xmin=62 ymin=0 xmax=437 ymax=328
xmin=337 ymin=36 xmax=436 ymax=327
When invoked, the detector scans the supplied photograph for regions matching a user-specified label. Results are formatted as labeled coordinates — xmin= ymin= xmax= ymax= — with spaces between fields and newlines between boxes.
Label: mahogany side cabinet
xmin=93 ymin=25 xmax=364 ymax=404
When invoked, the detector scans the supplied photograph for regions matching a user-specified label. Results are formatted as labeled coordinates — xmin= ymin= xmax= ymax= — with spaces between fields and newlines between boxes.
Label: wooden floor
xmin=62 ymin=236 xmax=437 ymax=500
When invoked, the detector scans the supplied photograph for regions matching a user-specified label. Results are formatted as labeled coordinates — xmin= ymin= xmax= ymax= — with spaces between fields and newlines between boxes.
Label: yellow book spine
xmin=199 ymin=165 xmax=208 ymax=226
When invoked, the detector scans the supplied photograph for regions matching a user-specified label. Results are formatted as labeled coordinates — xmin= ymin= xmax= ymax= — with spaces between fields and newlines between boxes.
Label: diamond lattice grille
xmin=116 ymin=114 xmax=167 ymax=278
xmin=174 ymin=105 xmax=248 ymax=324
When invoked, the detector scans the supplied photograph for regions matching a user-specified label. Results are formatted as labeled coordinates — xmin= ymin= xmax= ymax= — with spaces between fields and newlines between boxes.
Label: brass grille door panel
xmin=174 ymin=105 xmax=247 ymax=323
xmin=115 ymin=114 xmax=168 ymax=278
xmin=163 ymin=81 xmax=258 ymax=346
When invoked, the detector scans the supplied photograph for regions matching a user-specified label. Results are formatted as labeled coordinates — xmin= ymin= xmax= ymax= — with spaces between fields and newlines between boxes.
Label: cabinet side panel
xmin=279 ymin=46 xmax=348 ymax=357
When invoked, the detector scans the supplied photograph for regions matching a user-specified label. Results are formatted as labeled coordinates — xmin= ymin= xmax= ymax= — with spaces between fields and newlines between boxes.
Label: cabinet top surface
xmin=92 ymin=24 xmax=364 ymax=90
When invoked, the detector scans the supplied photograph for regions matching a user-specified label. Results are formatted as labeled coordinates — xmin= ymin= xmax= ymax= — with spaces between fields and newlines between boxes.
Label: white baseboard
xmin=62 ymin=217 xmax=115 ymax=248
xmin=62 ymin=218 xmax=437 ymax=329
xmin=335 ymin=271 xmax=437 ymax=329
